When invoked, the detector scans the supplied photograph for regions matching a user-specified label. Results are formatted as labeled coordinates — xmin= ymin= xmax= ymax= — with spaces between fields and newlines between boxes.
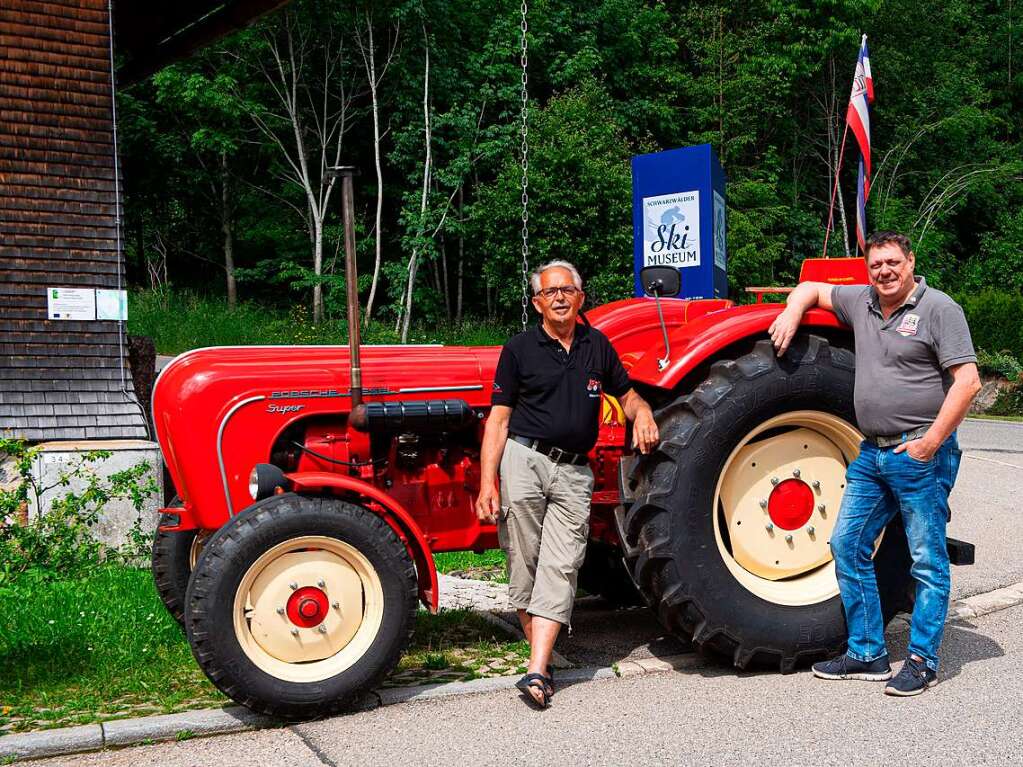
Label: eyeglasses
xmin=536 ymin=285 xmax=581 ymax=299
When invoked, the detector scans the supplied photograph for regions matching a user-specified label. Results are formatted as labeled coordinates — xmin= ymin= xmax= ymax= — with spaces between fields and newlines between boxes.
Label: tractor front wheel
xmin=183 ymin=494 xmax=417 ymax=719
xmin=151 ymin=500 xmax=209 ymax=625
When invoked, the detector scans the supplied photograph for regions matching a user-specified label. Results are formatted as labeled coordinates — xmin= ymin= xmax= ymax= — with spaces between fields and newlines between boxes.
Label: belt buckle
xmin=549 ymin=447 xmax=564 ymax=463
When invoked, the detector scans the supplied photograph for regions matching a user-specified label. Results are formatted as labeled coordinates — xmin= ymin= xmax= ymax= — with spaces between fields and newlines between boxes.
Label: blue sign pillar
xmin=632 ymin=144 xmax=727 ymax=299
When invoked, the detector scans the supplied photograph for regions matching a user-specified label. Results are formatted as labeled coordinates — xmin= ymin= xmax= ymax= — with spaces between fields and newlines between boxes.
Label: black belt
xmin=864 ymin=424 xmax=930 ymax=448
xmin=509 ymin=434 xmax=589 ymax=466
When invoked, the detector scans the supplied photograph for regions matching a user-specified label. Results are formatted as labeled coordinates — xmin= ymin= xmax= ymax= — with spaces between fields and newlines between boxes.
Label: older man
xmin=475 ymin=259 xmax=658 ymax=709
xmin=770 ymin=231 xmax=981 ymax=696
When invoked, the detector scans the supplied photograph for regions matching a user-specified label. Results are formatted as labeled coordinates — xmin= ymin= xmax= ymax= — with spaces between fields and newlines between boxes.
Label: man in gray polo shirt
xmin=769 ymin=231 xmax=981 ymax=696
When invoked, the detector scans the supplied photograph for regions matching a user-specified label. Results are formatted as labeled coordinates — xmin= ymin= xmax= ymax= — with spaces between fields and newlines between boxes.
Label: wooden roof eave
xmin=115 ymin=0 xmax=290 ymax=85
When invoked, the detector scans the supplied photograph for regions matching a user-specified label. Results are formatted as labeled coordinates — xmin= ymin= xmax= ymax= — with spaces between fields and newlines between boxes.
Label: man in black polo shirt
xmin=475 ymin=259 xmax=658 ymax=709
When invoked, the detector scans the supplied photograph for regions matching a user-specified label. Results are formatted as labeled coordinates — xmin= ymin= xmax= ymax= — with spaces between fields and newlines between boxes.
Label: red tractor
xmin=151 ymin=257 xmax=917 ymax=719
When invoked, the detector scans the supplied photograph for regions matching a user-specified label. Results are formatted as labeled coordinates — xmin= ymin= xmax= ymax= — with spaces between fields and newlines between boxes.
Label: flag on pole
xmin=847 ymin=35 xmax=874 ymax=253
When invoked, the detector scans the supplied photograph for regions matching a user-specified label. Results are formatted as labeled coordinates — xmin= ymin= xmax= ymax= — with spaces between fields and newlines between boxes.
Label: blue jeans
xmin=831 ymin=433 xmax=963 ymax=672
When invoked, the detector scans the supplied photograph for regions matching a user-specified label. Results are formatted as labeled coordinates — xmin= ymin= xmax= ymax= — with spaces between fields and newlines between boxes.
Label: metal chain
xmin=519 ymin=0 xmax=530 ymax=331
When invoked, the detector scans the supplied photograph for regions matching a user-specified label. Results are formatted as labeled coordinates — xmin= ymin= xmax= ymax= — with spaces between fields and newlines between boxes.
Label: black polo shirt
xmin=491 ymin=322 xmax=632 ymax=454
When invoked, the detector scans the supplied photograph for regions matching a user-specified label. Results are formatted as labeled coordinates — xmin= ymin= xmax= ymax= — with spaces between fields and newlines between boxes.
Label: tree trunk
xmin=834 ymin=131 xmax=851 ymax=257
xmin=455 ymin=186 xmax=464 ymax=325
xmin=221 ymin=151 xmax=237 ymax=309
xmin=313 ymin=220 xmax=324 ymax=323
xmin=364 ymin=13 xmax=386 ymax=322
xmin=430 ymin=252 xmax=441 ymax=294
xmin=440 ymin=229 xmax=450 ymax=323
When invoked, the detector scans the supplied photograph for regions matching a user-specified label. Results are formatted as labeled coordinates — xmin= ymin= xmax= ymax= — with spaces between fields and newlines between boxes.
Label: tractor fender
xmin=627 ymin=303 xmax=847 ymax=391
xmin=286 ymin=471 xmax=439 ymax=613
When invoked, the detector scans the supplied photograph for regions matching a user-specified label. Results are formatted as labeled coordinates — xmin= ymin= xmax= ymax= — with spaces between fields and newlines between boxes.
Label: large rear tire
xmin=183 ymin=493 xmax=417 ymax=719
xmin=622 ymin=336 xmax=914 ymax=672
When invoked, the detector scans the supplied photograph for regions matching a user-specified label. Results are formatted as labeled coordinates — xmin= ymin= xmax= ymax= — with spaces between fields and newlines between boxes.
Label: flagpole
xmin=822 ymin=120 xmax=850 ymax=258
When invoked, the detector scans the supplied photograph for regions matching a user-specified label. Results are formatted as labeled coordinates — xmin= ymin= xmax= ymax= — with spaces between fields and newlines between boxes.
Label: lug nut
xmin=771 ymin=477 xmax=780 ymax=486
xmin=812 ymin=480 xmax=821 ymax=490
xmin=289 ymin=582 xmax=298 ymax=590
xmin=317 ymin=625 xmax=328 ymax=634
xmin=792 ymin=468 xmax=801 ymax=478
xmin=765 ymin=522 xmax=774 ymax=532
xmin=759 ymin=499 xmax=768 ymax=509
xmin=331 ymin=601 xmax=340 ymax=610
xmin=808 ymin=526 xmax=816 ymax=535
xmin=276 ymin=607 xmax=285 ymax=615
xmin=290 ymin=628 xmax=299 ymax=636
xmin=785 ymin=534 xmax=793 ymax=543
xmin=317 ymin=579 xmax=326 ymax=588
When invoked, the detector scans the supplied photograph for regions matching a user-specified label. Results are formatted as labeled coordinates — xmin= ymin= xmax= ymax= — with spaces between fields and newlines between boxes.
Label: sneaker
xmin=812 ymin=653 xmax=892 ymax=681
xmin=884 ymin=657 xmax=938 ymax=696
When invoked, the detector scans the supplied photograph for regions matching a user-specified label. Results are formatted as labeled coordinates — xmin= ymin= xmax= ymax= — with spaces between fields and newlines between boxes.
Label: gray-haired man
xmin=475 ymin=260 xmax=658 ymax=708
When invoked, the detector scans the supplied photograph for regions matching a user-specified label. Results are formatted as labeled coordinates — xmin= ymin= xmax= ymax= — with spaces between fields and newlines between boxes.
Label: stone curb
xmin=4 ymin=581 xmax=1022 ymax=763
xmin=0 ymin=707 xmax=276 ymax=763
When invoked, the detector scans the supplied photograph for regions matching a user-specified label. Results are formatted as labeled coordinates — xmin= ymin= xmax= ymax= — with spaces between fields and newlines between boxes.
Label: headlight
xmin=248 ymin=463 xmax=289 ymax=501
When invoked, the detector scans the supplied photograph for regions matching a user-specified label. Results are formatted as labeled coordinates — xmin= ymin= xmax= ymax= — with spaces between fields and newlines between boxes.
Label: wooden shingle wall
xmin=0 ymin=0 xmax=147 ymax=441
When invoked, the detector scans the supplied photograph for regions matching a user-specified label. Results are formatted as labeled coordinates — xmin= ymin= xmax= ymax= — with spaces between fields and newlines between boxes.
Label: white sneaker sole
xmin=813 ymin=668 xmax=893 ymax=681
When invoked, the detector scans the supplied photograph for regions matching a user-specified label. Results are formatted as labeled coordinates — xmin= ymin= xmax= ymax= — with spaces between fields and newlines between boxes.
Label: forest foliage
xmin=119 ymin=0 xmax=1023 ymax=340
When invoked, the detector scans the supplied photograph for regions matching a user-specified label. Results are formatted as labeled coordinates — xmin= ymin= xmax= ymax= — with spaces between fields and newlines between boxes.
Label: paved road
xmin=948 ymin=419 xmax=1023 ymax=599
xmin=39 ymin=602 xmax=1023 ymax=766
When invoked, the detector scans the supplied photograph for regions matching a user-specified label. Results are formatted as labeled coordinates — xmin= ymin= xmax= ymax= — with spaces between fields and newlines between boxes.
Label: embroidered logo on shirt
xmin=896 ymin=313 xmax=920 ymax=337
xmin=587 ymin=378 xmax=602 ymax=398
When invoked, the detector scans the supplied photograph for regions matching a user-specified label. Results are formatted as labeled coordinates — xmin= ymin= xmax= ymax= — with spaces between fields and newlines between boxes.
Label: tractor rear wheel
xmin=183 ymin=493 xmax=417 ymax=719
xmin=622 ymin=336 xmax=914 ymax=672
xmin=151 ymin=500 xmax=209 ymax=625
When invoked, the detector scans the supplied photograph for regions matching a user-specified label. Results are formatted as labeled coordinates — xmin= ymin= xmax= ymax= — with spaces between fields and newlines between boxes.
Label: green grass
xmin=128 ymin=288 xmax=511 ymax=356
xmin=0 ymin=564 xmax=521 ymax=734
xmin=396 ymin=609 xmax=528 ymax=679
xmin=433 ymin=549 xmax=507 ymax=581
xmin=0 ymin=567 xmax=224 ymax=733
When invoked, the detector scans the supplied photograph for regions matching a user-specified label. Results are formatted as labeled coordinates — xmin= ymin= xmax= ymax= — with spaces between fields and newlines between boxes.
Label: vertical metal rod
xmin=653 ymin=293 xmax=671 ymax=371
xmin=339 ymin=168 xmax=362 ymax=408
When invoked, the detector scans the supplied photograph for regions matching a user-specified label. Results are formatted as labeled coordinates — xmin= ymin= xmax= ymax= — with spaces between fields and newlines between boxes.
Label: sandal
xmin=546 ymin=665 xmax=555 ymax=697
xmin=515 ymin=672 xmax=551 ymax=709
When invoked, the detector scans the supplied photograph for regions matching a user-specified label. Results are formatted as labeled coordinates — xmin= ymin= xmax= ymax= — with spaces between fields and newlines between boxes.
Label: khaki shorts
xmin=497 ymin=438 xmax=594 ymax=626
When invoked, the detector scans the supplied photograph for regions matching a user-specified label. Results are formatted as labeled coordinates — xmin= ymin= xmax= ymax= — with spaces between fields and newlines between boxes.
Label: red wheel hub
xmin=286 ymin=586 xmax=329 ymax=628
xmin=768 ymin=478 xmax=814 ymax=530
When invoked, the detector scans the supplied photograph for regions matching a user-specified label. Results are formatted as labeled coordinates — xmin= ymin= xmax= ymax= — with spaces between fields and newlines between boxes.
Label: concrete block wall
xmin=23 ymin=440 xmax=163 ymax=550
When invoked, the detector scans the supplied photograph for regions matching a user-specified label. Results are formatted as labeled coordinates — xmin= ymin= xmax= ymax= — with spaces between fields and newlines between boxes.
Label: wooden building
xmin=0 ymin=0 xmax=285 ymax=442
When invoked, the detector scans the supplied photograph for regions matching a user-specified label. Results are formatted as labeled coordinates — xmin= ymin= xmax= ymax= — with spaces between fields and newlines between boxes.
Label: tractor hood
xmin=152 ymin=344 xmax=501 ymax=516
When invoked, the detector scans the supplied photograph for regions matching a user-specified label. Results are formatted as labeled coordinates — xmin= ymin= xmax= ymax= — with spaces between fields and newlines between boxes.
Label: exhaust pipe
xmin=331 ymin=166 xmax=364 ymax=410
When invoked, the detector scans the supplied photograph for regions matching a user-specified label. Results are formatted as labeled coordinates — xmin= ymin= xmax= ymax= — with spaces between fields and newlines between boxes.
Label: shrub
xmin=0 ymin=439 xmax=159 ymax=584
xmin=955 ymin=290 xmax=1023 ymax=361
xmin=976 ymin=349 xmax=1023 ymax=380
xmin=987 ymin=379 xmax=1023 ymax=417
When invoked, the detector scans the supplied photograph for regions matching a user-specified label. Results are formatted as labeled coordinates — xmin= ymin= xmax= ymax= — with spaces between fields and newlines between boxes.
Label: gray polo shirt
xmin=831 ymin=276 xmax=976 ymax=437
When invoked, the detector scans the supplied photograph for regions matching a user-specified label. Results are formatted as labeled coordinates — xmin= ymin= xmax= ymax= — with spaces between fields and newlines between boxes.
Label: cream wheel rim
xmin=188 ymin=530 xmax=210 ymax=570
xmin=713 ymin=410 xmax=867 ymax=607
xmin=232 ymin=536 xmax=384 ymax=683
